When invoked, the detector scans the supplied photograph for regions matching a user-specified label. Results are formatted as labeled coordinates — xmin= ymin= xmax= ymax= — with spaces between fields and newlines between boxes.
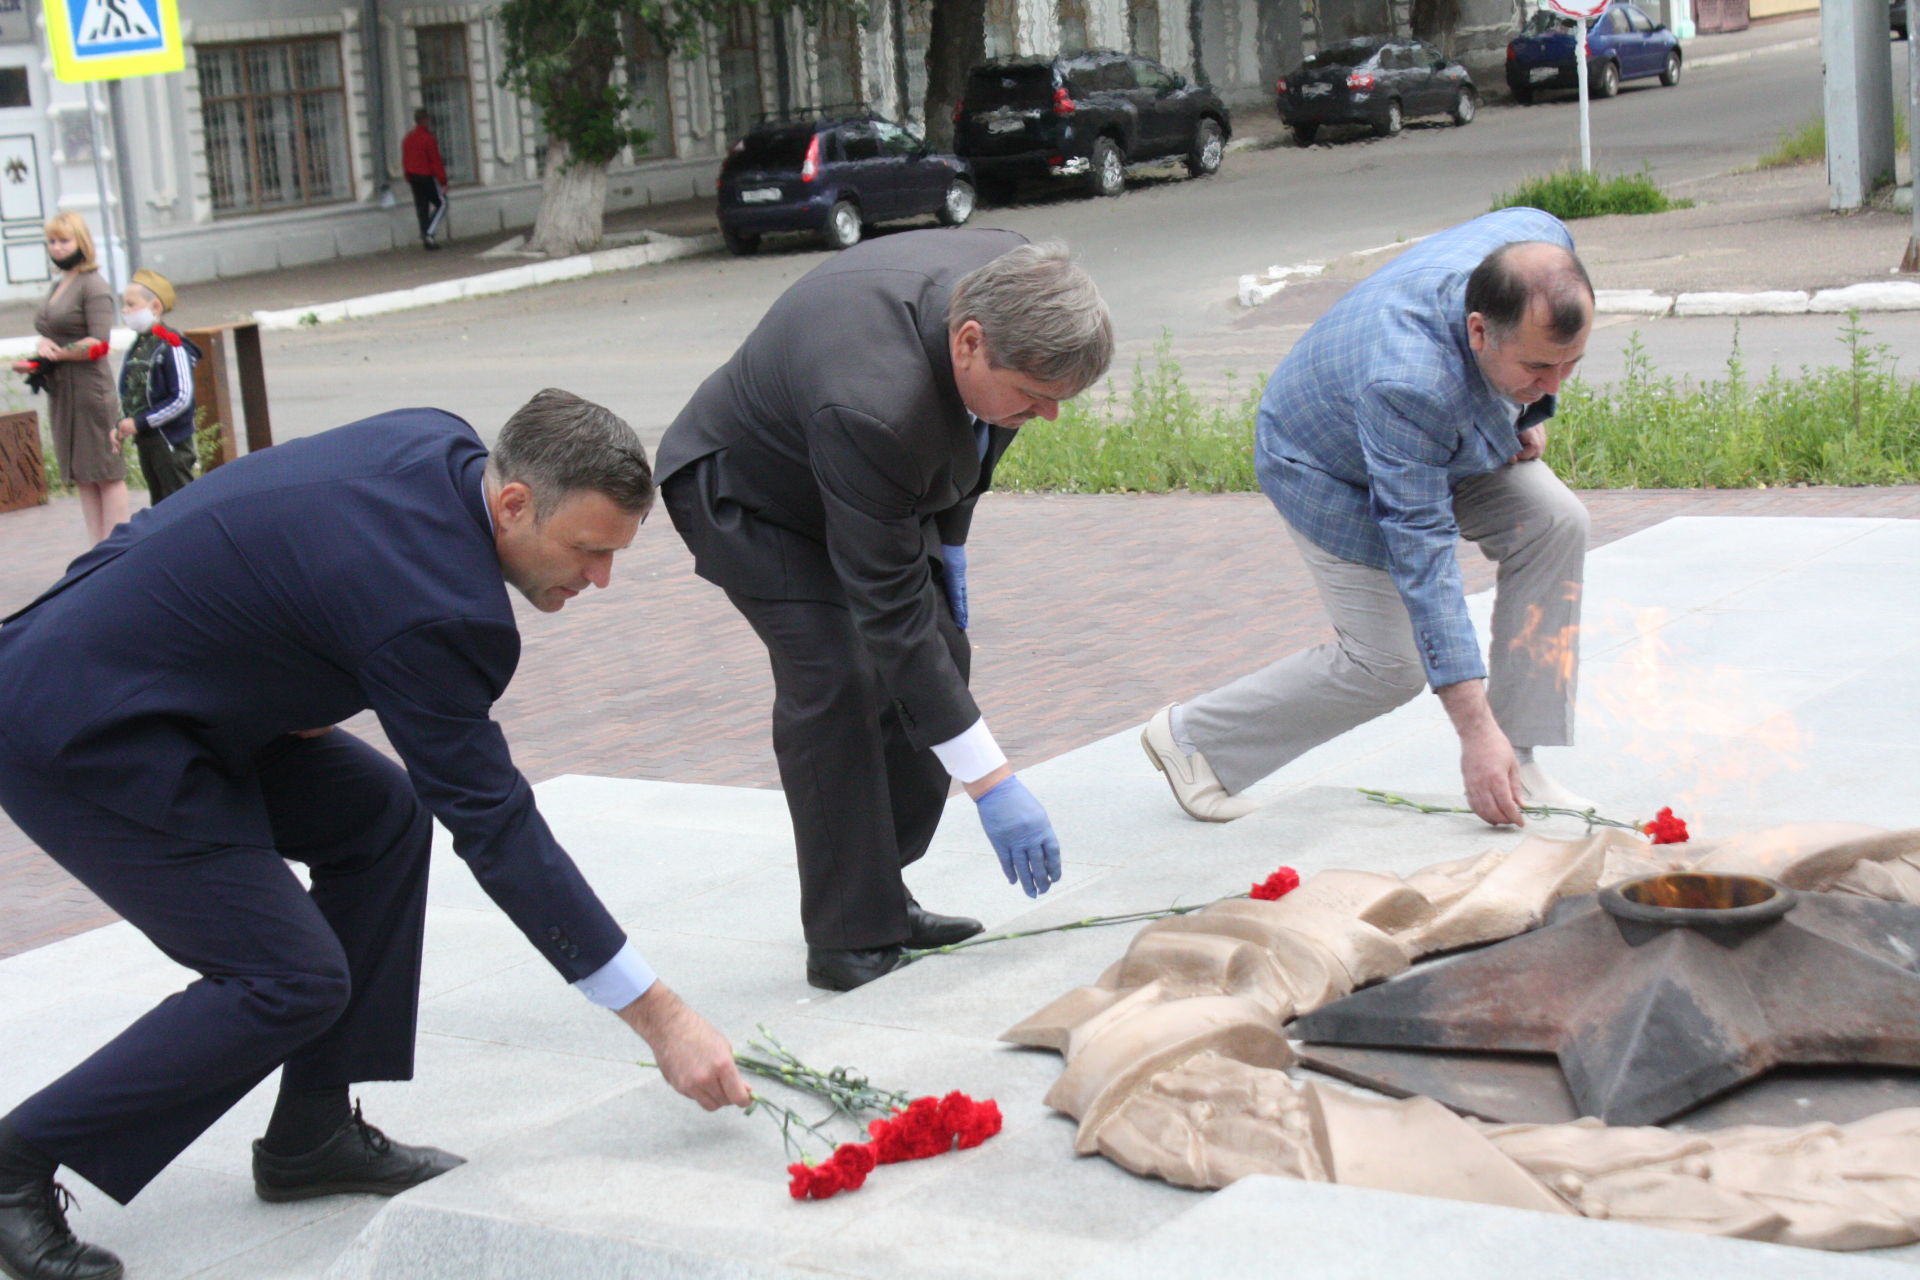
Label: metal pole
xmin=1575 ymin=20 xmax=1592 ymax=173
xmin=1903 ymin=30 xmax=1918 ymax=272
xmin=81 ymin=80 xmax=123 ymax=291
xmin=106 ymin=79 xmax=140 ymax=274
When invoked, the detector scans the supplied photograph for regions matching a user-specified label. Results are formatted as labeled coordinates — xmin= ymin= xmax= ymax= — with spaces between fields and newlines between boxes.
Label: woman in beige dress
xmin=36 ymin=211 xmax=126 ymax=545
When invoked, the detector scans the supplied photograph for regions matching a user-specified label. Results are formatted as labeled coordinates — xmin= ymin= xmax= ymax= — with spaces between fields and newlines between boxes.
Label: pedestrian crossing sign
xmin=46 ymin=0 xmax=184 ymax=82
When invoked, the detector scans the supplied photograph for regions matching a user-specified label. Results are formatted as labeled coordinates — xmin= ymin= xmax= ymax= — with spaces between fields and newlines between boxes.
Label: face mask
xmin=49 ymin=248 xmax=84 ymax=270
xmin=124 ymin=308 xmax=155 ymax=333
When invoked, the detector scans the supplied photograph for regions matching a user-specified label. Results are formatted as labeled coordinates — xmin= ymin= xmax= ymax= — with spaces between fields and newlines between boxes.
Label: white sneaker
xmin=1141 ymin=705 xmax=1259 ymax=822
xmin=1517 ymin=760 xmax=1598 ymax=814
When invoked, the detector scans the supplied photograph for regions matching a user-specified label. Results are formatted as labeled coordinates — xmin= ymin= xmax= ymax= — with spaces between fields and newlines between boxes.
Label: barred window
xmin=815 ymin=8 xmax=862 ymax=111
xmin=198 ymin=38 xmax=353 ymax=216
xmin=624 ymin=22 xmax=675 ymax=158
xmin=719 ymin=5 xmax=762 ymax=142
xmin=417 ymin=25 xmax=478 ymax=185
xmin=1057 ymin=0 xmax=1091 ymax=53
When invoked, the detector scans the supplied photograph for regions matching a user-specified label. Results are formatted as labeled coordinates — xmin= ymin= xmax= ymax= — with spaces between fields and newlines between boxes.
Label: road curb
xmin=250 ymin=228 xmax=724 ymax=331
xmin=0 ymin=228 xmax=725 ymax=359
xmin=1240 ymin=272 xmax=1920 ymax=318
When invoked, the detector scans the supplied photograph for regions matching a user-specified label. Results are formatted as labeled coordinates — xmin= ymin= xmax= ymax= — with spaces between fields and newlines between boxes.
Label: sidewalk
xmin=8 ymin=483 xmax=1920 ymax=960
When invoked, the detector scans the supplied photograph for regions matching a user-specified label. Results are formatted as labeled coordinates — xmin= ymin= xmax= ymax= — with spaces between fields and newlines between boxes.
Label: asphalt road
xmin=254 ymin=30 xmax=1908 ymax=448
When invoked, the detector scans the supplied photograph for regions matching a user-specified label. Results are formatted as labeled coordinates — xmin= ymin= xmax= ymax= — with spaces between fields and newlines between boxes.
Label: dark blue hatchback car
xmin=1506 ymin=2 xmax=1682 ymax=103
xmin=716 ymin=110 xmax=975 ymax=255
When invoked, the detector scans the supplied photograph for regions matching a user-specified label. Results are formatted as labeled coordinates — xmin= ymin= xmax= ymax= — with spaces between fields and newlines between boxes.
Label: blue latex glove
xmin=974 ymin=775 xmax=1061 ymax=898
xmin=941 ymin=544 xmax=969 ymax=630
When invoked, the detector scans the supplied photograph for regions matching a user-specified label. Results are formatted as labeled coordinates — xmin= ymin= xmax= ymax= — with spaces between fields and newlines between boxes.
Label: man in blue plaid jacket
xmin=1144 ymin=207 xmax=1595 ymax=828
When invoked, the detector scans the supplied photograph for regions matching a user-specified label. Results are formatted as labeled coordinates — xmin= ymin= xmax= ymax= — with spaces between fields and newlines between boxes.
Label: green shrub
xmin=1492 ymin=169 xmax=1691 ymax=218
xmin=994 ymin=320 xmax=1920 ymax=493
xmin=993 ymin=335 xmax=1261 ymax=493
xmin=1547 ymin=319 xmax=1920 ymax=488
xmin=1759 ymin=107 xmax=1910 ymax=169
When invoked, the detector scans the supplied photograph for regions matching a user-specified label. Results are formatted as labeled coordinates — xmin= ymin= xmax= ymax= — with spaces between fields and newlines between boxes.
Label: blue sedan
xmin=1506 ymin=2 xmax=1682 ymax=103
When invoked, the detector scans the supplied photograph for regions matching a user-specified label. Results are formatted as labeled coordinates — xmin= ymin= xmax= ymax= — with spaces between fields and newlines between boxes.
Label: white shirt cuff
xmin=572 ymin=940 xmax=657 ymax=1009
xmin=930 ymin=717 xmax=1007 ymax=784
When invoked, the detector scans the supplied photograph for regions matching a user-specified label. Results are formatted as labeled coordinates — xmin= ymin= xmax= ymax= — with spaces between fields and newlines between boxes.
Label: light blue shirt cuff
xmin=572 ymin=940 xmax=657 ymax=1009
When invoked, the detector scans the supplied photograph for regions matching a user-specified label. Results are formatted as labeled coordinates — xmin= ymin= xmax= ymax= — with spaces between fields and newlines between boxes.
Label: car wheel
xmin=1291 ymin=122 xmax=1319 ymax=145
xmin=1511 ymin=84 xmax=1535 ymax=105
xmin=823 ymin=199 xmax=862 ymax=250
xmin=722 ymin=227 xmax=760 ymax=256
xmin=1592 ymin=59 xmax=1619 ymax=98
xmin=1372 ymin=99 xmax=1403 ymax=138
xmin=1185 ymin=118 xmax=1225 ymax=177
xmin=1659 ymin=50 xmax=1681 ymax=86
xmin=1451 ymin=86 xmax=1478 ymax=125
xmin=937 ymin=178 xmax=976 ymax=226
xmin=1089 ymin=137 xmax=1125 ymax=198
xmin=976 ymin=174 xmax=1016 ymax=205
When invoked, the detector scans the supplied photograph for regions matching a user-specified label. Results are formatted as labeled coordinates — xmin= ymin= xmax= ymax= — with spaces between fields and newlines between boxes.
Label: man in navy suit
xmin=0 ymin=390 xmax=750 ymax=1280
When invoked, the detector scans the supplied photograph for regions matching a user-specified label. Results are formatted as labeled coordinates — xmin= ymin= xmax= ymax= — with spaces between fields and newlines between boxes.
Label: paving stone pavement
xmin=6 ymin=484 xmax=1920 ymax=958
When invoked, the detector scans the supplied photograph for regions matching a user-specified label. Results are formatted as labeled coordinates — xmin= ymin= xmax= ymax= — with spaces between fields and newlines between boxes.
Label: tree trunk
xmin=526 ymin=137 xmax=610 ymax=257
xmin=922 ymin=0 xmax=987 ymax=151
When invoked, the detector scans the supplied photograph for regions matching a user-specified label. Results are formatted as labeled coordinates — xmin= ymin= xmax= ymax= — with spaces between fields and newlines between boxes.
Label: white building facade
xmin=0 ymin=0 xmax=1457 ymax=301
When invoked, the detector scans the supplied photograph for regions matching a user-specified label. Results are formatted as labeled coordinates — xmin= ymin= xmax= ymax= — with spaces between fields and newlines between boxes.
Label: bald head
xmin=1465 ymin=240 xmax=1594 ymax=345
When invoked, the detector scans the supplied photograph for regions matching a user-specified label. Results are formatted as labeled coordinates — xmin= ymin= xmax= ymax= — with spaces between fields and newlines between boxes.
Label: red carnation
xmin=1641 ymin=807 xmax=1690 ymax=845
xmin=85 ymin=340 xmax=109 ymax=361
xmin=829 ymin=1141 xmax=876 ymax=1188
xmin=1250 ymin=866 xmax=1301 ymax=901
xmin=156 ymin=325 xmax=182 ymax=348
xmin=954 ymin=1097 xmax=1002 ymax=1149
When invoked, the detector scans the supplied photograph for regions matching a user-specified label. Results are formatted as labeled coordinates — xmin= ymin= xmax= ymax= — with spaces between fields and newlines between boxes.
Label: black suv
xmin=716 ymin=108 xmax=975 ymax=254
xmin=953 ymin=51 xmax=1231 ymax=200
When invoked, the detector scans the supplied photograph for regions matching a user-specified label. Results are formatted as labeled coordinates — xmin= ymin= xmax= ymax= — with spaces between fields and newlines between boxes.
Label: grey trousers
xmin=1182 ymin=460 xmax=1589 ymax=796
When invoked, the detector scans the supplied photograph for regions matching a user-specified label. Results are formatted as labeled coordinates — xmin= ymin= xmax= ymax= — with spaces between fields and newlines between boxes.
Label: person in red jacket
xmin=401 ymin=109 xmax=448 ymax=250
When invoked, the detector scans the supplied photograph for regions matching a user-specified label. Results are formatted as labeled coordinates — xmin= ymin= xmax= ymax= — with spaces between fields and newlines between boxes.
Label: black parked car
xmin=1277 ymin=38 xmax=1479 ymax=143
xmin=715 ymin=108 xmax=975 ymax=254
xmin=1895 ymin=0 xmax=1908 ymax=39
xmin=952 ymin=50 xmax=1231 ymax=200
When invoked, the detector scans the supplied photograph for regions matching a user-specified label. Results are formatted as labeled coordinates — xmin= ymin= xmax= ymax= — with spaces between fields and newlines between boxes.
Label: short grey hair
xmin=486 ymin=388 xmax=653 ymax=519
xmin=946 ymin=242 xmax=1114 ymax=394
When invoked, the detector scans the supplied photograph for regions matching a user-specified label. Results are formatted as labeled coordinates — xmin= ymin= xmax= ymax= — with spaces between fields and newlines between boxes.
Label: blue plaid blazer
xmin=1253 ymin=207 xmax=1575 ymax=688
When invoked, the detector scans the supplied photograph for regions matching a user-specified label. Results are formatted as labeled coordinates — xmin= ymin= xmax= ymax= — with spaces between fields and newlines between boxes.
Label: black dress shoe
xmin=805 ymin=945 xmax=909 ymax=991
xmin=252 ymin=1102 xmax=465 ymax=1203
xmin=0 ymin=1175 xmax=122 ymax=1280
xmin=904 ymin=899 xmax=983 ymax=949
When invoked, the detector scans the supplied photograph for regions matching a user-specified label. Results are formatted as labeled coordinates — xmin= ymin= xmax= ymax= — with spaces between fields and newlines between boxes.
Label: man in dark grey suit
xmin=657 ymin=229 xmax=1113 ymax=991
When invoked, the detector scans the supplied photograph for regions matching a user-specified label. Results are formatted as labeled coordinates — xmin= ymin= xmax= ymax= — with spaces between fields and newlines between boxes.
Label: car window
xmin=1102 ymin=58 xmax=1139 ymax=90
xmin=873 ymin=120 xmax=920 ymax=156
xmin=1133 ymin=59 xmax=1174 ymax=91
xmin=1523 ymin=10 xmax=1579 ymax=33
xmin=964 ymin=64 xmax=1055 ymax=107
xmin=1602 ymin=9 xmax=1631 ymax=33
xmin=1305 ymin=41 xmax=1380 ymax=67
xmin=1417 ymin=42 xmax=1443 ymax=64
xmin=730 ymin=125 xmax=812 ymax=168
xmin=840 ymin=122 xmax=880 ymax=161
xmin=1625 ymin=5 xmax=1654 ymax=30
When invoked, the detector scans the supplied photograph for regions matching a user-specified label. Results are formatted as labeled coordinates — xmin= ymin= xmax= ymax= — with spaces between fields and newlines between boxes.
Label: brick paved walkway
xmin=6 ymin=485 xmax=1920 ymax=957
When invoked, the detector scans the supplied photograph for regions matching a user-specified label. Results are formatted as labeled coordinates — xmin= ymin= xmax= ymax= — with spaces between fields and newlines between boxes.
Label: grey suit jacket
xmin=656 ymin=227 xmax=1026 ymax=748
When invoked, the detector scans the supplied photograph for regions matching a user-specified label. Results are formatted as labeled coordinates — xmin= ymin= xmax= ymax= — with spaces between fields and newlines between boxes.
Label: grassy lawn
xmin=996 ymin=321 xmax=1920 ymax=493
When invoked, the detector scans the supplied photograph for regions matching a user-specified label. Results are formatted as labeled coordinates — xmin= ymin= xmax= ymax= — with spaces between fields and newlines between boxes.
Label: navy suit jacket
xmin=0 ymin=410 xmax=624 ymax=981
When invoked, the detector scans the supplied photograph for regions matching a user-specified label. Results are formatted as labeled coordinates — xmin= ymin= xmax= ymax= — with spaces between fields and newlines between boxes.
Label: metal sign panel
xmin=46 ymin=0 xmax=184 ymax=82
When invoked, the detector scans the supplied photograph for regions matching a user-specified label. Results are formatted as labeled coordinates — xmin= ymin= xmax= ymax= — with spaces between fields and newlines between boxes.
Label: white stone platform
xmin=5 ymin=516 xmax=1920 ymax=1279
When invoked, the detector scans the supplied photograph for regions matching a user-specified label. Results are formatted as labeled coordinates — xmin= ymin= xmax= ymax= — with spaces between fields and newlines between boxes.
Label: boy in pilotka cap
xmin=113 ymin=268 xmax=202 ymax=504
